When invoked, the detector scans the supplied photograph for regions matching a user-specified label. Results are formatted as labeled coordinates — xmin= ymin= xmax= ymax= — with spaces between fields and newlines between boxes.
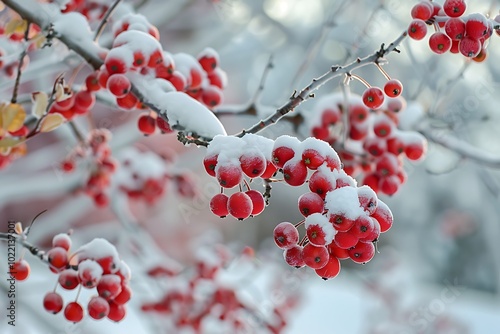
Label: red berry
xmin=198 ymin=48 xmax=219 ymax=73
xmin=273 ymin=222 xmax=299 ymax=249
xmin=47 ymin=247 xmax=68 ymax=269
xmin=78 ymin=259 xmax=103 ymax=288
xmin=43 ymin=292 xmax=64 ymax=314
xmin=88 ymin=296 xmax=110 ymax=320
xmin=114 ymin=284 xmax=132 ymax=305
xmin=107 ymin=74 xmax=131 ymax=98
xmin=379 ymin=175 xmax=401 ymax=196
xmin=408 ymin=19 xmax=428 ymax=40
xmin=429 ymin=32 xmax=452 ymax=54
xmin=208 ymin=68 xmax=227 ymax=89
xmin=383 ymin=79 xmax=403 ymax=98
xmin=302 ymin=244 xmax=329 ymax=269
xmin=315 ymin=256 xmax=341 ymax=280
xmin=147 ymin=49 xmax=163 ymax=68
xmin=74 ymin=90 xmax=95 ymax=112
xmin=116 ymin=92 xmax=138 ymax=110
xmin=372 ymin=200 xmax=393 ymax=233
xmin=201 ymin=85 xmax=223 ymax=108
xmin=210 ymin=193 xmax=229 ymax=218
xmin=10 ymin=259 xmax=30 ymax=280
xmin=465 ymin=13 xmax=489 ymax=40
xmin=97 ymin=274 xmax=122 ymax=300
xmin=137 ymin=114 xmax=156 ymax=135
xmin=321 ymin=108 xmax=341 ymax=126
xmin=156 ymin=117 xmax=172 ymax=133
xmin=334 ymin=231 xmax=359 ymax=249
xmin=308 ymin=170 xmax=334 ymax=199
xmin=52 ymin=233 xmax=72 ymax=251
xmin=227 ymin=192 xmax=253 ymax=220
xmin=64 ymin=302 xmax=84 ymax=323
xmin=93 ymin=192 xmax=109 ymax=207
xmin=362 ymin=87 xmax=385 ymax=109
xmin=373 ymin=114 xmax=394 ymax=138
xmin=350 ymin=215 xmax=375 ymax=240
xmin=58 ymin=269 xmax=80 ymax=290
xmin=302 ymin=148 xmax=325 ymax=170
xmin=272 ymin=146 xmax=295 ymax=168
xmin=357 ymin=185 xmax=378 ymax=215
xmin=132 ymin=51 xmax=146 ymax=68
xmin=359 ymin=218 xmax=381 ymax=243
xmin=260 ymin=160 xmax=278 ymax=179
xmin=85 ymin=72 xmax=101 ymax=91
xmin=284 ymin=246 xmax=304 ymax=268
xmin=349 ymin=104 xmax=369 ymax=123
xmin=445 ymin=18 xmax=466 ymax=40
xmin=61 ymin=160 xmax=75 ymax=173
xmin=327 ymin=243 xmax=350 ymax=260
xmin=443 ymin=0 xmax=466 ymax=18
xmin=283 ymin=159 xmax=308 ymax=186
xmin=105 ymin=55 xmax=129 ymax=75
xmin=168 ymin=71 xmax=187 ymax=91
xmin=245 ymin=190 xmax=265 ymax=216
xmin=216 ymin=164 xmax=243 ymax=188
xmin=348 ymin=241 xmax=375 ymax=264
xmin=328 ymin=213 xmax=355 ymax=232
xmin=240 ymin=152 xmax=266 ymax=178
xmin=203 ymin=154 xmax=218 ymax=177
xmin=298 ymin=192 xmax=324 ymax=217
xmin=411 ymin=2 xmax=433 ymax=20
xmin=107 ymin=301 xmax=126 ymax=322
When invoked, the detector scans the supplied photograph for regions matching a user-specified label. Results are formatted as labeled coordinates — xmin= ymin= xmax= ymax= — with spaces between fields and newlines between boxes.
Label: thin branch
xmin=340 ymin=74 xmax=351 ymax=147
xmin=418 ymin=126 xmax=500 ymax=168
xmin=94 ymin=0 xmax=123 ymax=42
xmin=249 ymin=54 xmax=274 ymax=106
xmin=11 ymin=22 xmax=31 ymax=104
xmin=177 ymin=132 xmax=209 ymax=147
xmin=0 ymin=231 xmax=49 ymax=265
xmin=233 ymin=32 xmax=408 ymax=138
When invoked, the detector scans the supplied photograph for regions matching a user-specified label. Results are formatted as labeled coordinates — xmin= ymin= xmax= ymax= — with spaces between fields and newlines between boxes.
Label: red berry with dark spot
xmin=273 ymin=222 xmax=299 ymax=249
xmin=302 ymin=244 xmax=329 ymax=269
xmin=43 ymin=292 xmax=64 ymax=314
xmin=362 ymin=87 xmax=385 ymax=109
xmin=210 ymin=193 xmax=229 ymax=218
xmin=227 ymin=192 xmax=253 ymax=220
xmin=383 ymin=79 xmax=403 ymax=98
xmin=64 ymin=302 xmax=84 ymax=323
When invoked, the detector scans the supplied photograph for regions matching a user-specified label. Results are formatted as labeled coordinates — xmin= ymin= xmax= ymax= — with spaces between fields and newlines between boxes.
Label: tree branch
xmin=233 ymin=31 xmax=408 ymax=138
xmin=419 ymin=127 xmax=500 ymax=168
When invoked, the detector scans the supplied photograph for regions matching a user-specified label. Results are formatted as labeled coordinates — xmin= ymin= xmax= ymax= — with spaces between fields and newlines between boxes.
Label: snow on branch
xmin=419 ymin=127 xmax=500 ymax=168
xmin=2 ymin=0 xmax=226 ymax=140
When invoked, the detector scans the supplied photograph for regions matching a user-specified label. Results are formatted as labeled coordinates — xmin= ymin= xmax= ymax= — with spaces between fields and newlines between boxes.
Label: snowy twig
xmin=418 ymin=126 xmax=500 ymax=168
xmin=233 ymin=32 xmax=407 ymax=138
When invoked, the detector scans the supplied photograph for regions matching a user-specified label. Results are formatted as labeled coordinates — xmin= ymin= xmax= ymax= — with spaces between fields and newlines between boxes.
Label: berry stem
xmin=374 ymin=63 xmax=391 ymax=81
xmin=348 ymin=73 xmax=371 ymax=88
xmin=294 ymin=220 xmax=305 ymax=228
xmin=242 ymin=179 xmax=251 ymax=192
xmin=299 ymin=234 xmax=309 ymax=247
xmin=340 ymin=74 xmax=351 ymax=146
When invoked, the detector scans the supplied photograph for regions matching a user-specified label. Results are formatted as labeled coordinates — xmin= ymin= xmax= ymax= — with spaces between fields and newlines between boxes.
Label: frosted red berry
xmin=408 ymin=19 xmax=428 ymax=40
xmin=429 ymin=32 xmax=452 ymax=54
xmin=302 ymin=244 xmax=329 ymax=269
xmin=10 ymin=259 xmax=30 ymax=281
xmin=383 ymin=79 xmax=403 ymax=98
xmin=443 ymin=0 xmax=466 ymax=18
xmin=273 ymin=222 xmax=299 ymax=249
xmin=64 ymin=302 xmax=84 ymax=323
xmin=107 ymin=74 xmax=131 ymax=98
xmin=210 ymin=193 xmax=229 ymax=218
xmin=88 ymin=296 xmax=110 ymax=320
xmin=43 ymin=292 xmax=64 ymax=314
xmin=227 ymin=192 xmax=253 ymax=220
xmin=362 ymin=87 xmax=385 ymax=109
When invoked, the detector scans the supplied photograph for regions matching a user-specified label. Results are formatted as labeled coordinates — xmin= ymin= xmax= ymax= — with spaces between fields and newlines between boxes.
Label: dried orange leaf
xmin=31 ymin=91 xmax=49 ymax=118
xmin=5 ymin=19 xmax=27 ymax=35
xmin=15 ymin=222 xmax=23 ymax=235
xmin=0 ymin=103 xmax=26 ymax=132
xmin=39 ymin=113 xmax=65 ymax=132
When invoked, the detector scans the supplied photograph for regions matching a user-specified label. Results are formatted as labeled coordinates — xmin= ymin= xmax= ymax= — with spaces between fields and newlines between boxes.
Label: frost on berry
xmin=78 ymin=259 xmax=104 ymax=288
xmin=273 ymin=222 xmax=299 ymax=249
xmin=305 ymin=213 xmax=336 ymax=246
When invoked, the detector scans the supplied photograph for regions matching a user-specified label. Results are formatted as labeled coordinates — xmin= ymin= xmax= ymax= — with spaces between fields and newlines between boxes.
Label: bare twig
xmin=233 ymin=32 xmax=408 ymax=138
xmin=11 ymin=22 xmax=31 ymax=104
xmin=94 ymin=0 xmax=123 ymax=42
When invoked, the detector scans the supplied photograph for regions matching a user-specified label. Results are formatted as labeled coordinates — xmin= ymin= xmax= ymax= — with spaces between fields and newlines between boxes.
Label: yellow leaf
xmin=31 ymin=92 xmax=49 ymax=118
xmin=4 ymin=19 xmax=27 ymax=36
xmin=0 ymin=103 xmax=26 ymax=132
xmin=31 ymin=33 xmax=47 ymax=49
xmin=0 ymin=137 xmax=25 ymax=149
xmin=39 ymin=113 xmax=65 ymax=132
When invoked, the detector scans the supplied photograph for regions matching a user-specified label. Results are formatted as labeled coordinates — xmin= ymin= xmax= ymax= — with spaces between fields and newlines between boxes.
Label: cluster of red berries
xmin=274 ymin=177 xmax=393 ymax=280
xmin=57 ymin=0 xmax=109 ymax=22
xmin=115 ymin=147 xmax=171 ymax=205
xmin=43 ymin=236 xmax=131 ymax=323
xmin=205 ymin=134 xmax=276 ymax=220
xmin=137 ymin=112 xmax=173 ymax=136
xmin=60 ymin=129 xmax=118 ymax=206
xmin=49 ymin=87 xmax=96 ymax=120
xmin=142 ymin=244 xmax=297 ymax=333
xmin=408 ymin=0 xmax=497 ymax=61
xmin=309 ymin=93 xmax=427 ymax=195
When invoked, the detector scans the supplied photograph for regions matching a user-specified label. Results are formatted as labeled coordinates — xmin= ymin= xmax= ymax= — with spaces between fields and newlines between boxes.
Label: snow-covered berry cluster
xmin=275 ymin=182 xmax=393 ymax=280
xmin=49 ymin=86 xmax=96 ymax=120
xmin=141 ymin=243 xmax=297 ymax=333
xmin=408 ymin=0 xmax=497 ymax=61
xmin=205 ymin=134 xmax=276 ymax=220
xmin=308 ymin=93 xmax=426 ymax=196
xmin=60 ymin=128 xmax=117 ymax=206
xmin=41 ymin=237 xmax=131 ymax=323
